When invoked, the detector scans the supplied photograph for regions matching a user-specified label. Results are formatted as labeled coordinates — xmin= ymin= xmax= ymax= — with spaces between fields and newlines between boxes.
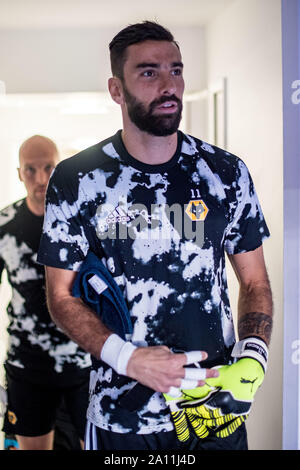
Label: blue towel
xmin=72 ymin=251 xmax=133 ymax=340
xmin=72 ymin=251 xmax=155 ymax=411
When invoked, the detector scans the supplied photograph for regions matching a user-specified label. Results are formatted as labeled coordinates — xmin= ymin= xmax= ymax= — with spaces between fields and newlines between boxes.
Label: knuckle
xmin=170 ymin=355 xmax=183 ymax=368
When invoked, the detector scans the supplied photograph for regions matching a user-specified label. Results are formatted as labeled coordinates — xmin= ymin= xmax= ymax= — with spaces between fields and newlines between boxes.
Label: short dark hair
xmin=109 ymin=20 xmax=179 ymax=80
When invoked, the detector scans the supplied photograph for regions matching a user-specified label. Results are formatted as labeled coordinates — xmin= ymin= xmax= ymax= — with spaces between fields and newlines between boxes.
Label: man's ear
xmin=108 ymin=77 xmax=125 ymax=105
xmin=17 ymin=167 xmax=23 ymax=182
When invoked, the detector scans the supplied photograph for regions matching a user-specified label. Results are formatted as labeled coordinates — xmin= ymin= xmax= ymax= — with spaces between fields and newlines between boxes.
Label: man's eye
xmin=172 ymin=69 xmax=182 ymax=76
xmin=142 ymin=70 xmax=155 ymax=77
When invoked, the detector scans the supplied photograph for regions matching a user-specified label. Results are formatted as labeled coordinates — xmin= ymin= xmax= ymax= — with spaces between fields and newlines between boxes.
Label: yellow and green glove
xmin=164 ymin=381 xmax=212 ymax=442
xmin=164 ymin=337 xmax=268 ymax=441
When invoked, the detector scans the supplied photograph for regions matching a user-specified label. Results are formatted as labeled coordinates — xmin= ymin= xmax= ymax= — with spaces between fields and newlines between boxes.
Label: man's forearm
xmin=47 ymin=294 xmax=218 ymax=392
xmin=47 ymin=295 xmax=112 ymax=359
xmin=237 ymin=280 xmax=273 ymax=345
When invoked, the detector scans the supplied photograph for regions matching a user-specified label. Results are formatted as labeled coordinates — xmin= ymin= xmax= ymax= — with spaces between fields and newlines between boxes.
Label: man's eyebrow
xmin=135 ymin=61 xmax=184 ymax=69
xmin=172 ymin=62 xmax=184 ymax=68
xmin=136 ymin=63 xmax=159 ymax=69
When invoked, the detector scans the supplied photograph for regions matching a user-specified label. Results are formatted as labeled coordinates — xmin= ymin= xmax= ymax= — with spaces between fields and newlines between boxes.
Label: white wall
xmin=205 ymin=0 xmax=283 ymax=450
xmin=0 ymin=25 xmax=206 ymax=94
xmin=0 ymin=23 xmax=207 ymax=210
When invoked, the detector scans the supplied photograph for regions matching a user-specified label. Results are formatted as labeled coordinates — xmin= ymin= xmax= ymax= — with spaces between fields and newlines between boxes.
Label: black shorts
xmin=84 ymin=420 xmax=248 ymax=451
xmin=2 ymin=363 xmax=90 ymax=439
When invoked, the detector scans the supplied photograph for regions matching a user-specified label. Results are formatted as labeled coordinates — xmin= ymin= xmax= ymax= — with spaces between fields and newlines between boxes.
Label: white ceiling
xmin=0 ymin=0 xmax=235 ymax=29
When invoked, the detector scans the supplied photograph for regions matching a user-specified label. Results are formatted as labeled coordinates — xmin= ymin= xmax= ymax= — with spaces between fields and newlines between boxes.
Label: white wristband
xmin=100 ymin=333 xmax=137 ymax=376
xmin=231 ymin=336 xmax=268 ymax=373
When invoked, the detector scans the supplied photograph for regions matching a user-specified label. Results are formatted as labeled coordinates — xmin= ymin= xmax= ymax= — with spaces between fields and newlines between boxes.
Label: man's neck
xmin=25 ymin=197 xmax=44 ymax=216
xmin=121 ymin=124 xmax=178 ymax=165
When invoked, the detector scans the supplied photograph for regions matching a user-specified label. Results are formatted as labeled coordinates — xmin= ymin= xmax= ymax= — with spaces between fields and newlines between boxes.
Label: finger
xmin=184 ymin=367 xmax=219 ymax=381
xmin=184 ymin=367 xmax=207 ymax=381
xmin=167 ymin=386 xmax=182 ymax=398
xmin=167 ymin=377 xmax=208 ymax=396
xmin=180 ymin=379 xmax=198 ymax=389
xmin=184 ymin=350 xmax=207 ymax=364
xmin=205 ymin=368 xmax=220 ymax=379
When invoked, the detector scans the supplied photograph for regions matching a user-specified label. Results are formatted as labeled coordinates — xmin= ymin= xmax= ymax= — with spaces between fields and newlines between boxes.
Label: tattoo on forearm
xmin=238 ymin=312 xmax=273 ymax=345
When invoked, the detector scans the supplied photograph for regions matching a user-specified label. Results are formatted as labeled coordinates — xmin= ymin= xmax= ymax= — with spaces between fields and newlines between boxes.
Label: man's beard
xmin=122 ymin=84 xmax=182 ymax=136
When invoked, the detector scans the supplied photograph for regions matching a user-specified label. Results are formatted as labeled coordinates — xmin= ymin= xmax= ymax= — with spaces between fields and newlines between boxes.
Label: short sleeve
xmin=37 ymin=165 xmax=90 ymax=271
xmin=224 ymin=160 xmax=270 ymax=255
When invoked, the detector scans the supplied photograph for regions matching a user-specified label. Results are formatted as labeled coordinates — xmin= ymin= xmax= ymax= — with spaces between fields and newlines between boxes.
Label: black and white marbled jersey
xmin=37 ymin=130 xmax=270 ymax=433
xmin=0 ymin=199 xmax=91 ymax=374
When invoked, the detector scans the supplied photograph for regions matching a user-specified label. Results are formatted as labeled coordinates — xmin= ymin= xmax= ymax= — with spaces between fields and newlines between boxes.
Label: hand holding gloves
xmin=164 ymin=337 xmax=268 ymax=441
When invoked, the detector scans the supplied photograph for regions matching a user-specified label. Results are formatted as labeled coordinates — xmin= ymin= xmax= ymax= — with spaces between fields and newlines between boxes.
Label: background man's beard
xmin=123 ymin=86 xmax=182 ymax=136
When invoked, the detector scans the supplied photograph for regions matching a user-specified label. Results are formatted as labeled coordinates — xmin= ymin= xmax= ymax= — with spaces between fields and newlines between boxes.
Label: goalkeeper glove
xmin=164 ymin=378 xmax=248 ymax=441
xmin=164 ymin=382 xmax=212 ymax=442
xmin=181 ymin=356 xmax=264 ymax=438
xmin=164 ymin=337 xmax=268 ymax=440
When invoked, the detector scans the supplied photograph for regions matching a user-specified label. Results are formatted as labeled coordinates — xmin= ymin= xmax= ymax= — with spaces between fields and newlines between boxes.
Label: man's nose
xmin=36 ymin=169 xmax=48 ymax=185
xmin=158 ymin=73 xmax=177 ymax=95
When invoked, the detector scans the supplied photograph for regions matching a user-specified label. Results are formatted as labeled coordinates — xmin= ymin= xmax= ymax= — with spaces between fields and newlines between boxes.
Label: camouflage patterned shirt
xmin=0 ymin=198 xmax=91 ymax=376
xmin=37 ymin=130 xmax=270 ymax=433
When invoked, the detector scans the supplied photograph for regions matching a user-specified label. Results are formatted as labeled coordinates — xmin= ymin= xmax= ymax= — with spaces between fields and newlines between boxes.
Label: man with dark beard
xmin=37 ymin=22 xmax=272 ymax=451
xmin=120 ymin=69 xmax=182 ymax=137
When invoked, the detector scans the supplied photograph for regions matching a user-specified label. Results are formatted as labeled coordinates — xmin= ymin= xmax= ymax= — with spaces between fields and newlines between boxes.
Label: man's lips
xmin=155 ymin=101 xmax=178 ymax=113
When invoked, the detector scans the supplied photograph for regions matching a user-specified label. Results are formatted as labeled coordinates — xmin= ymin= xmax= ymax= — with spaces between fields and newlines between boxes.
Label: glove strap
xmin=100 ymin=333 xmax=137 ymax=376
xmin=231 ymin=337 xmax=268 ymax=373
